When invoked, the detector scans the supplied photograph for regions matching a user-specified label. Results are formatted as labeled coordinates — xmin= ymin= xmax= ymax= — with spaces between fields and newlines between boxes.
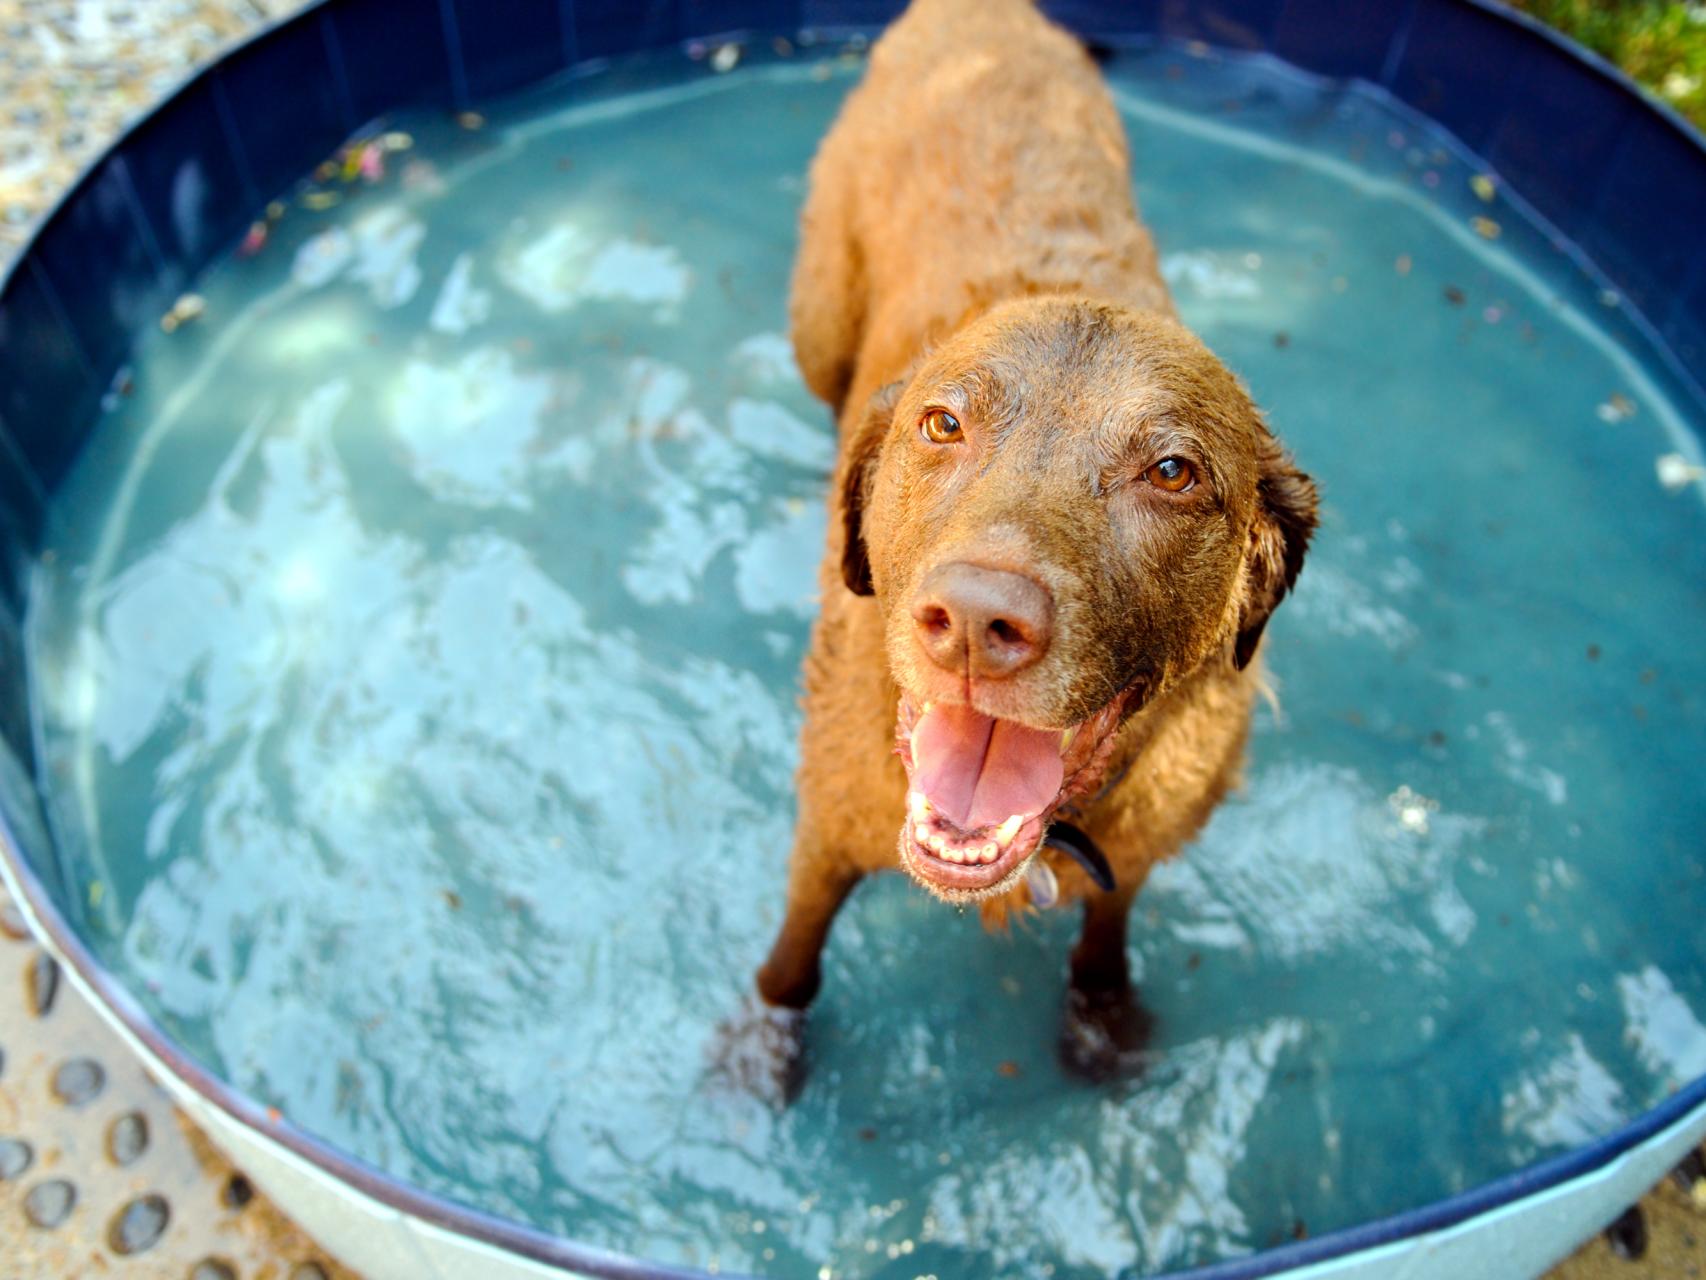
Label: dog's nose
xmin=911 ymin=562 xmax=1053 ymax=679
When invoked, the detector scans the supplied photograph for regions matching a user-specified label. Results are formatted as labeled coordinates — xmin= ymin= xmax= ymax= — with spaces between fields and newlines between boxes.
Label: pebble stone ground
xmin=0 ymin=3 xmax=1703 ymax=1278
xmin=1 ymin=880 xmax=360 ymax=1277
xmin=0 ymin=0 xmax=309 ymax=266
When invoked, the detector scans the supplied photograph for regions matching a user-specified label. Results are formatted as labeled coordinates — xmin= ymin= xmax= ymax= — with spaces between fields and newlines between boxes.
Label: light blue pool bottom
xmin=20 ymin=43 xmax=1706 ymax=1280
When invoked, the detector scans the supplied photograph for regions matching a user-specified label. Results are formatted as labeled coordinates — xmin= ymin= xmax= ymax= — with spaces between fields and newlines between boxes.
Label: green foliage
xmin=1509 ymin=0 xmax=1706 ymax=130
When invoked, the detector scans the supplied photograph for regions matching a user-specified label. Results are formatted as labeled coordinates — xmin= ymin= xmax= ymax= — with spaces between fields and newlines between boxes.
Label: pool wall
xmin=3 ymin=1 xmax=1705 ymax=1277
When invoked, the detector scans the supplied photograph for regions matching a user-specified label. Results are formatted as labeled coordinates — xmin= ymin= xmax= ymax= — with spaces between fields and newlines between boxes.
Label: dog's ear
xmin=839 ymin=380 xmax=904 ymax=596
xmin=1234 ymin=430 xmax=1318 ymax=669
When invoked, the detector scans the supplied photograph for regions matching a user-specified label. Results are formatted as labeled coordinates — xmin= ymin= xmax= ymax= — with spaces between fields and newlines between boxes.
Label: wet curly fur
xmin=751 ymin=0 xmax=1318 ymax=1077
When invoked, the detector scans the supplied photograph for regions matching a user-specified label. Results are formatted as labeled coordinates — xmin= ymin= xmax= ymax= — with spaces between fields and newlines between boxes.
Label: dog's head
xmin=838 ymin=296 xmax=1317 ymax=902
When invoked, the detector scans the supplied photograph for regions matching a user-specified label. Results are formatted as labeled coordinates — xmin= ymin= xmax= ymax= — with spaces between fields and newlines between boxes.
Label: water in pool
xmin=26 ymin=38 xmax=1706 ymax=1279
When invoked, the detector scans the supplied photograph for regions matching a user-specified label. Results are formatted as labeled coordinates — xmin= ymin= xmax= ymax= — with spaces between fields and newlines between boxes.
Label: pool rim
xmin=3 ymin=0 xmax=1706 ymax=1276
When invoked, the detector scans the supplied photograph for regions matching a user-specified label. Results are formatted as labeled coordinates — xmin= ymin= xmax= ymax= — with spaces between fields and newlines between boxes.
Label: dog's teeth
xmin=913 ymin=821 xmax=931 ymax=843
xmin=944 ymin=847 xmax=965 ymax=864
xmin=980 ymin=843 xmax=998 ymax=862
xmin=908 ymin=791 xmax=931 ymax=818
xmin=994 ymin=814 xmax=1024 ymax=844
xmin=927 ymin=834 xmax=946 ymax=854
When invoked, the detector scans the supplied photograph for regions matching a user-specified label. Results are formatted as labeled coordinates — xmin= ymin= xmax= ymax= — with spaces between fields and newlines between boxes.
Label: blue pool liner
xmin=2 ymin=2 xmax=1704 ymax=1277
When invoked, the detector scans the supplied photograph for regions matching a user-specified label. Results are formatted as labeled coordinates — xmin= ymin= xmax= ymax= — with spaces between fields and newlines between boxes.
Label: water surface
xmin=28 ymin=41 xmax=1706 ymax=1279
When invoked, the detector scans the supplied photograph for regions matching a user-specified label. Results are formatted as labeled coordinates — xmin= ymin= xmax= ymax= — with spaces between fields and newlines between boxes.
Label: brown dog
xmin=753 ymin=0 xmax=1317 ymax=1079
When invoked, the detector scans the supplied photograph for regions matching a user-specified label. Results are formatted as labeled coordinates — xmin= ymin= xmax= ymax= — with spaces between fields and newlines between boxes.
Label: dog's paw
xmin=1059 ymin=984 xmax=1156 ymax=1084
xmin=707 ymin=997 xmax=810 ymax=1108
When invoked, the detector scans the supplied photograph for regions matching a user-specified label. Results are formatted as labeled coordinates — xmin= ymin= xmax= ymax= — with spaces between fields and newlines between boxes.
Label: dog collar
xmin=1040 ymin=821 xmax=1116 ymax=893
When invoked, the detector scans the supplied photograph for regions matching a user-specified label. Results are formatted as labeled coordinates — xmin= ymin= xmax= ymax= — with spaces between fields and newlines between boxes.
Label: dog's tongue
xmin=911 ymin=704 xmax=1064 ymax=831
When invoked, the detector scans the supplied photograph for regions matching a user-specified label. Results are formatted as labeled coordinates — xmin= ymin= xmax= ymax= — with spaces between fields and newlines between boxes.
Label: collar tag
xmin=1025 ymin=858 xmax=1060 ymax=910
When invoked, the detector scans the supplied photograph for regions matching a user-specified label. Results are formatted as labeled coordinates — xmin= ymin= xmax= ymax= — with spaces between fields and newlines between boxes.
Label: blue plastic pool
xmin=2 ymin=4 xmax=1705 ymax=1279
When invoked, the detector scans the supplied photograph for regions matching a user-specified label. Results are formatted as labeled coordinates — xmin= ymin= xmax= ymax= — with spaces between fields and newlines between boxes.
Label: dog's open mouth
xmin=895 ymin=693 xmax=1134 ymax=901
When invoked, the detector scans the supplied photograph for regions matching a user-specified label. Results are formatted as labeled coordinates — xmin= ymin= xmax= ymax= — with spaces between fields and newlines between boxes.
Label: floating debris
xmin=265 ymin=199 xmax=286 ymax=220
xmin=772 ymin=36 xmax=794 ymax=56
xmin=238 ymin=220 xmax=268 ymax=256
xmin=1470 ymin=173 xmax=1497 ymax=202
xmin=1599 ymin=288 xmax=1621 ymax=307
xmin=1656 ymin=452 xmax=1706 ymax=492
xmin=301 ymin=189 xmax=342 ymax=211
xmin=1471 ymin=215 xmax=1501 ymax=240
xmin=340 ymin=140 xmax=382 ymax=183
xmin=378 ymin=130 xmax=414 ymax=152
xmin=1482 ymin=304 xmax=1504 ymax=324
xmin=1421 ymin=170 xmax=1441 ymax=188
xmin=159 ymin=292 xmax=205 ymax=333
xmin=1596 ymin=392 xmax=1637 ymax=423
xmin=1388 ymin=785 xmax=1438 ymax=836
xmin=1443 ymin=284 xmax=1466 ymax=306
xmin=710 ymin=42 xmax=741 ymax=74
xmin=1395 ymin=253 xmax=1412 ymax=276
xmin=456 ymin=110 xmax=486 ymax=131
xmin=401 ymin=158 xmax=445 ymax=194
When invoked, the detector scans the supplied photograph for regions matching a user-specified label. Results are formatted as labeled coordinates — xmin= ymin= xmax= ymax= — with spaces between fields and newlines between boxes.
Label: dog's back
xmin=756 ymin=0 xmax=1316 ymax=1083
xmin=789 ymin=0 xmax=1172 ymax=421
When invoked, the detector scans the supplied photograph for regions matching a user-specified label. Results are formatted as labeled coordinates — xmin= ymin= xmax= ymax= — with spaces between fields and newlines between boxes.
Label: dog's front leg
xmin=1061 ymin=876 xmax=1156 ymax=1082
xmin=756 ymin=849 xmax=862 ymax=1010
xmin=707 ymin=847 xmax=861 ymax=1108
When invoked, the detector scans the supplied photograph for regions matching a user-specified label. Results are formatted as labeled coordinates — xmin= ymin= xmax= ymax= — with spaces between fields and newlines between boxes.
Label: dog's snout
xmin=911 ymin=562 xmax=1053 ymax=679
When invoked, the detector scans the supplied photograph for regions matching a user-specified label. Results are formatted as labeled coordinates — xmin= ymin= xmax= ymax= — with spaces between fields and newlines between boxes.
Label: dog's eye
xmin=920 ymin=409 xmax=963 ymax=444
xmin=1145 ymin=457 xmax=1196 ymax=492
